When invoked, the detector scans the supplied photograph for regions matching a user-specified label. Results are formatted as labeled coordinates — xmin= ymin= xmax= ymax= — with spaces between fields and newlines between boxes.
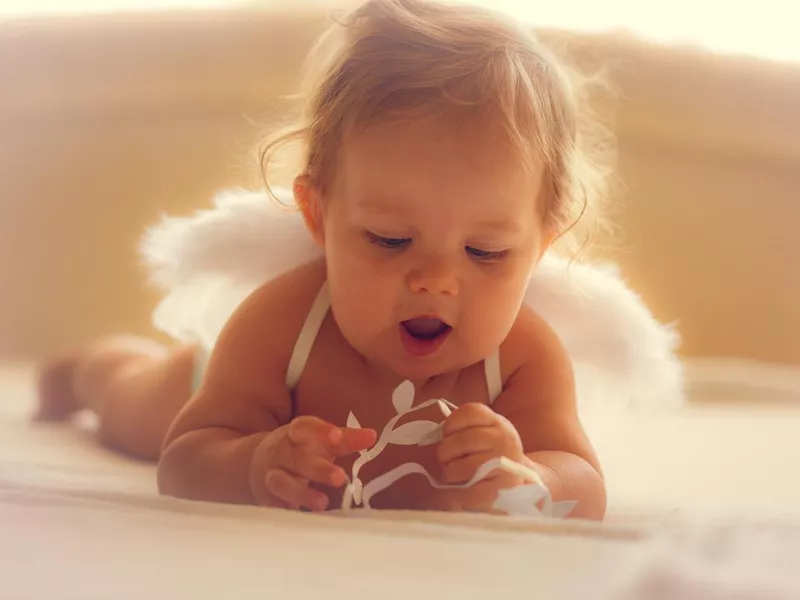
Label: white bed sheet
xmin=3 ymin=362 xmax=800 ymax=599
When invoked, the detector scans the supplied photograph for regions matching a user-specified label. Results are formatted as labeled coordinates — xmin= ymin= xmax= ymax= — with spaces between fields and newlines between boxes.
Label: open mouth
xmin=399 ymin=317 xmax=453 ymax=358
xmin=401 ymin=318 xmax=452 ymax=341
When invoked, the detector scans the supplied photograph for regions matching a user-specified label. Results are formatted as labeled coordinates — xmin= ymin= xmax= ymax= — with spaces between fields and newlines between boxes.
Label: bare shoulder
xmin=209 ymin=257 xmax=327 ymax=391
xmin=164 ymin=258 xmax=327 ymax=442
xmin=498 ymin=304 xmax=574 ymax=399
xmin=492 ymin=305 xmax=600 ymax=470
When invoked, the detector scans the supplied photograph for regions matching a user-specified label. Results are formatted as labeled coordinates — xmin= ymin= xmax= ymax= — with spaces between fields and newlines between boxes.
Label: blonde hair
xmin=260 ymin=0 xmax=615 ymax=256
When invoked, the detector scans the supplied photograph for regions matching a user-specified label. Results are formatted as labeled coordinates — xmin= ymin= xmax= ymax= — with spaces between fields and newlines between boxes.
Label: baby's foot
xmin=34 ymin=355 xmax=82 ymax=421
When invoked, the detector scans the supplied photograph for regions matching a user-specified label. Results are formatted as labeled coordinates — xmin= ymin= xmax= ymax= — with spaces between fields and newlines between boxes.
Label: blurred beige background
xmin=1 ymin=6 xmax=798 ymax=365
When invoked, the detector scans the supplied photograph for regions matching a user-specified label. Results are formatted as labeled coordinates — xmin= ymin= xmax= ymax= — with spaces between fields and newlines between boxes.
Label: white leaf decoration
xmin=417 ymin=424 xmax=444 ymax=446
xmin=359 ymin=456 xmax=534 ymax=509
xmin=550 ymin=501 xmax=578 ymax=519
xmin=387 ymin=420 xmax=440 ymax=445
xmin=493 ymin=484 xmax=548 ymax=516
xmin=436 ymin=398 xmax=456 ymax=417
xmin=340 ymin=382 xmax=578 ymax=520
xmin=491 ymin=482 xmax=579 ymax=519
xmin=341 ymin=483 xmax=354 ymax=512
xmin=392 ymin=380 xmax=415 ymax=414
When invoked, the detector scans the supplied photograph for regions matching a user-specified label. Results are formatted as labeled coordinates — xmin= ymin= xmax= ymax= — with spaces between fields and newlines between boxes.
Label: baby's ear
xmin=294 ymin=175 xmax=325 ymax=247
xmin=537 ymin=225 xmax=559 ymax=260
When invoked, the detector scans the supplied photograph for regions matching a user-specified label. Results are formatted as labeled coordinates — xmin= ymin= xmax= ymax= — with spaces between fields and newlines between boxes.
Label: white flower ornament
xmin=340 ymin=381 xmax=578 ymax=519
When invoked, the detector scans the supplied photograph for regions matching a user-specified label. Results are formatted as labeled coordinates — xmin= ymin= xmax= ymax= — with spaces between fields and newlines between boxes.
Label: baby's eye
xmin=364 ymin=230 xmax=411 ymax=249
xmin=466 ymin=246 xmax=509 ymax=261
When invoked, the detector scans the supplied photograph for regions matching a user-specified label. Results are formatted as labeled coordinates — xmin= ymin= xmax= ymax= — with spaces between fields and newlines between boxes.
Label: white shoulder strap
xmin=484 ymin=349 xmax=502 ymax=404
xmin=286 ymin=281 xmax=330 ymax=390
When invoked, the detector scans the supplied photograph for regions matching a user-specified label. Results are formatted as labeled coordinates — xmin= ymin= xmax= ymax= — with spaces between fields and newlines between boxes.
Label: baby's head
xmin=262 ymin=0 xmax=612 ymax=380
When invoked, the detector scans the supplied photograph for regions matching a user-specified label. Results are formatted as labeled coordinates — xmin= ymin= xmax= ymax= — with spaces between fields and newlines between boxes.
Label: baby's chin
xmin=383 ymin=341 xmax=482 ymax=383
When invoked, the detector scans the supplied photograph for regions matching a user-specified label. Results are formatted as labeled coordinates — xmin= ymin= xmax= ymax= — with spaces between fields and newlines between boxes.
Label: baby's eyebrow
xmin=355 ymin=196 xmax=522 ymax=235
xmin=355 ymin=197 xmax=408 ymax=216
xmin=474 ymin=218 xmax=522 ymax=235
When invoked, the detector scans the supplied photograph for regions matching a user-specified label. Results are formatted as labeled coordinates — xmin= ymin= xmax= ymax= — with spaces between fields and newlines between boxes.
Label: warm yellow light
xmin=0 ymin=0 xmax=796 ymax=62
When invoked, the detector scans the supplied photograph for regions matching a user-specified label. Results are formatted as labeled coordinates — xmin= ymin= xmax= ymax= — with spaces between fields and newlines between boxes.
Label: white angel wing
xmin=139 ymin=187 xmax=683 ymax=409
xmin=526 ymin=257 xmax=684 ymax=410
xmin=139 ymin=187 xmax=321 ymax=351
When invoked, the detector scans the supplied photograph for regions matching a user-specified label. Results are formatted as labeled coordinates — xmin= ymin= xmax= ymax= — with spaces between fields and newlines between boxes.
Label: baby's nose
xmin=407 ymin=259 xmax=460 ymax=296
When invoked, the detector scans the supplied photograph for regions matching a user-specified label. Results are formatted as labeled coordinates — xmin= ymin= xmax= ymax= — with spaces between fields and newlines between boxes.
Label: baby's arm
xmin=156 ymin=272 xmax=305 ymax=504
xmin=491 ymin=308 xmax=606 ymax=520
xmin=435 ymin=307 xmax=605 ymax=519
xmin=157 ymin=262 xmax=373 ymax=507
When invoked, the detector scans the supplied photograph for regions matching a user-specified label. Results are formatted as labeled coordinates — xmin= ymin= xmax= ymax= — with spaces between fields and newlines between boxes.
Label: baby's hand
xmin=436 ymin=403 xmax=526 ymax=512
xmin=250 ymin=416 xmax=376 ymax=511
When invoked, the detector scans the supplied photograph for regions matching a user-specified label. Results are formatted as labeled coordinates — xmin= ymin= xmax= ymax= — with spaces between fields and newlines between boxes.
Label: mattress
xmin=2 ymin=361 xmax=800 ymax=599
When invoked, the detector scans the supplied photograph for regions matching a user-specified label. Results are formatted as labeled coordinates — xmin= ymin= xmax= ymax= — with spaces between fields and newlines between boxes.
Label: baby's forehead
xmin=327 ymin=123 xmax=542 ymax=233
xmin=337 ymin=115 xmax=542 ymax=201
xmin=346 ymin=112 xmax=516 ymax=159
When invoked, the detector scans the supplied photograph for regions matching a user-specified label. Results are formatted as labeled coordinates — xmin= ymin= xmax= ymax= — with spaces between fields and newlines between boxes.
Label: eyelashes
xmin=465 ymin=247 xmax=509 ymax=261
xmin=363 ymin=231 xmax=508 ymax=262
xmin=364 ymin=230 xmax=410 ymax=249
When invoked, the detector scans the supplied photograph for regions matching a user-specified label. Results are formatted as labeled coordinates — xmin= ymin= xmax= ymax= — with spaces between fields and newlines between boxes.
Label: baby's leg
xmin=35 ymin=335 xmax=198 ymax=461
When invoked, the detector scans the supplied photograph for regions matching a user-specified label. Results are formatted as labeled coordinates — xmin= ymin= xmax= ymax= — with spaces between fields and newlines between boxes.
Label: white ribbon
xmin=340 ymin=381 xmax=578 ymax=519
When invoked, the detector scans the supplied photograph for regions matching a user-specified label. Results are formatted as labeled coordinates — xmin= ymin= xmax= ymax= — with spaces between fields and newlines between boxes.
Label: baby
xmin=36 ymin=0 xmax=609 ymax=519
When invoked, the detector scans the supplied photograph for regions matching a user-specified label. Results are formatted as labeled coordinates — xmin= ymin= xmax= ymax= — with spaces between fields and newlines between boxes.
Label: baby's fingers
xmin=441 ymin=452 xmax=522 ymax=489
xmin=288 ymin=416 xmax=343 ymax=449
xmin=437 ymin=427 xmax=496 ymax=465
xmin=441 ymin=452 xmax=495 ymax=486
xmin=265 ymin=469 xmax=329 ymax=512
xmin=333 ymin=427 xmax=377 ymax=456
xmin=288 ymin=417 xmax=376 ymax=456
xmin=282 ymin=450 xmax=348 ymax=488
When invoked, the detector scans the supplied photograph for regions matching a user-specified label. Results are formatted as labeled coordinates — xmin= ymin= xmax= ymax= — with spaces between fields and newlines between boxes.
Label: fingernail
xmin=313 ymin=496 xmax=328 ymax=511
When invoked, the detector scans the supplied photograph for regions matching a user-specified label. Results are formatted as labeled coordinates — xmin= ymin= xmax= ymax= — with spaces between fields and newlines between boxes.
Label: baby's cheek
xmin=338 ymin=262 xmax=392 ymax=304
xmin=468 ymin=295 xmax=516 ymax=346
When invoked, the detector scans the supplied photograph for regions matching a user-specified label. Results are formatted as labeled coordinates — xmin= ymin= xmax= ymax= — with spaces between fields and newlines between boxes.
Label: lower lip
xmin=399 ymin=325 xmax=451 ymax=358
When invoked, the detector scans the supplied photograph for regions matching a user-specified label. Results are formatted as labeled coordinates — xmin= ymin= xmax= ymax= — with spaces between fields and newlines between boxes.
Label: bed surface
xmin=3 ymin=362 xmax=800 ymax=598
